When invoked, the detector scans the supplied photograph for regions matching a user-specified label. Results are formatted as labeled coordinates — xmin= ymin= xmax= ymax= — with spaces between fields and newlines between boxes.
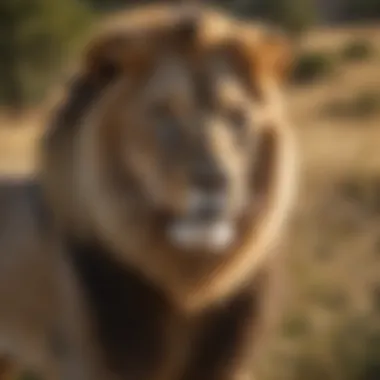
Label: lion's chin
xmin=167 ymin=219 xmax=236 ymax=254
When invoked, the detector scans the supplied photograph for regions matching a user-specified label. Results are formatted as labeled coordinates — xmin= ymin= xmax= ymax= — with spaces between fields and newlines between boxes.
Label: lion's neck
xmin=62 ymin=236 xmax=267 ymax=380
xmin=64 ymin=236 xmax=171 ymax=377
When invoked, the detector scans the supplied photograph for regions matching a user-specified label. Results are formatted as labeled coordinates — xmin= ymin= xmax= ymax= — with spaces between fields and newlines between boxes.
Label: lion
xmin=0 ymin=3 xmax=297 ymax=380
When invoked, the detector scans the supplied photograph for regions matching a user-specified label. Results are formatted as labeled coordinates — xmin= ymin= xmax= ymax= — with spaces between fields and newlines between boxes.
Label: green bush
xmin=277 ymin=0 xmax=317 ymax=36
xmin=291 ymin=52 xmax=335 ymax=84
xmin=322 ymin=91 xmax=380 ymax=119
xmin=352 ymin=91 xmax=380 ymax=116
xmin=0 ymin=0 xmax=94 ymax=110
xmin=341 ymin=40 xmax=374 ymax=62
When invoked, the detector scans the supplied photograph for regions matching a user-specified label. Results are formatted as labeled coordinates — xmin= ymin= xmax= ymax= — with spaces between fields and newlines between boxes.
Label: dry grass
xmin=257 ymin=26 xmax=380 ymax=380
xmin=0 ymin=25 xmax=380 ymax=380
xmin=0 ymin=112 xmax=43 ymax=176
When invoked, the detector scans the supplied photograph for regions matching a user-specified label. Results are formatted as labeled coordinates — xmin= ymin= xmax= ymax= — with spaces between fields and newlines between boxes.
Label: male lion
xmin=0 ymin=3 xmax=297 ymax=380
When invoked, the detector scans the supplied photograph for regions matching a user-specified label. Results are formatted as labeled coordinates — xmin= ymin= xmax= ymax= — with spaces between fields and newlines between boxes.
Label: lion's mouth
xmin=167 ymin=218 xmax=236 ymax=253
xmin=163 ymin=190 xmax=243 ymax=253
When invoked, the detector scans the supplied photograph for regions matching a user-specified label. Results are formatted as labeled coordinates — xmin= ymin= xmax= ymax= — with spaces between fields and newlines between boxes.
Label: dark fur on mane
xmin=64 ymin=234 xmax=271 ymax=380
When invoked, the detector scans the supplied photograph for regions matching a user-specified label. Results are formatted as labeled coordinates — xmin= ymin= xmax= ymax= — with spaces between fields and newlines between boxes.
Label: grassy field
xmin=1 ymin=25 xmax=380 ymax=380
xmin=259 ymin=26 xmax=380 ymax=380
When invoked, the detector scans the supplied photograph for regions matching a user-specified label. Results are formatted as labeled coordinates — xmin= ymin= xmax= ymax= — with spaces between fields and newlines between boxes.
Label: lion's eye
xmin=225 ymin=107 xmax=248 ymax=131
xmin=149 ymin=104 xmax=182 ymax=146
xmin=156 ymin=119 xmax=179 ymax=146
xmin=149 ymin=103 xmax=171 ymax=120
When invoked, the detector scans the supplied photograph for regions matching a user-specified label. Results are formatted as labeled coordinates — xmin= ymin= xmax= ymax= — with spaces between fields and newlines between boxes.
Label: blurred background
xmin=0 ymin=0 xmax=380 ymax=379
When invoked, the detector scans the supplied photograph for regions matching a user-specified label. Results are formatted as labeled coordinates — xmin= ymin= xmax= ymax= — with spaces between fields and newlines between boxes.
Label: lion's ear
xmin=82 ymin=10 xmax=200 ymax=84
xmin=254 ymin=27 xmax=294 ymax=84
xmin=220 ymin=25 xmax=293 ymax=94
xmin=170 ymin=8 xmax=200 ymax=47
xmin=83 ymin=32 xmax=152 ymax=84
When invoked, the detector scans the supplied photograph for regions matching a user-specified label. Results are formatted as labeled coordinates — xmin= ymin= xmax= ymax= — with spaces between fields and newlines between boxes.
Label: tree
xmin=214 ymin=0 xmax=317 ymax=35
xmin=0 ymin=0 xmax=93 ymax=111
xmin=276 ymin=0 xmax=317 ymax=35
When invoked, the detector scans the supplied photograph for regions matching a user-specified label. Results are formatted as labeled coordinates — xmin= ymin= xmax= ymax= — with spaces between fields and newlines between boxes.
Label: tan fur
xmin=40 ymin=3 xmax=297 ymax=313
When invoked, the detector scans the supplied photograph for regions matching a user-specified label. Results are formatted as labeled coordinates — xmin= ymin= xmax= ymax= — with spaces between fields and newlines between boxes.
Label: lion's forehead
xmin=140 ymin=55 xmax=252 ymax=110
xmin=98 ymin=5 xmax=253 ymax=45
xmin=111 ymin=57 xmax=256 ymax=155
xmin=142 ymin=58 xmax=195 ymax=102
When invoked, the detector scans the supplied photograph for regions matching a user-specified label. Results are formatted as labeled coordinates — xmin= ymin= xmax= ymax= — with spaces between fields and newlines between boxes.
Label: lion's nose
xmin=192 ymin=161 xmax=227 ymax=194
xmin=191 ymin=162 xmax=228 ymax=221
xmin=188 ymin=190 xmax=227 ymax=222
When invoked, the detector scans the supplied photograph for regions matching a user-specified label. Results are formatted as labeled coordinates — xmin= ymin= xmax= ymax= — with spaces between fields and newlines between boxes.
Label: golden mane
xmin=40 ymin=3 xmax=297 ymax=313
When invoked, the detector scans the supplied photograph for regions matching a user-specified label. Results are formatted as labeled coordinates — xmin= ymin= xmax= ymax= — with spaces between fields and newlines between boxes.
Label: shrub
xmin=352 ymin=91 xmax=380 ymax=117
xmin=0 ymin=0 xmax=94 ymax=110
xmin=341 ymin=39 xmax=374 ymax=62
xmin=291 ymin=51 xmax=335 ymax=84
xmin=322 ymin=91 xmax=380 ymax=119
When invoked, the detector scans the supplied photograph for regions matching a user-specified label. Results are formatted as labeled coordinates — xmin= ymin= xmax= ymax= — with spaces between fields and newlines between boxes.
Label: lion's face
xmin=96 ymin=52 xmax=268 ymax=254
xmin=73 ymin=6 xmax=293 ymax=257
